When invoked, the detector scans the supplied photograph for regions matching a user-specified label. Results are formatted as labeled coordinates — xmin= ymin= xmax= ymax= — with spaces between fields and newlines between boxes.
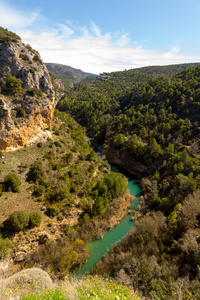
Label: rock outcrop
xmin=0 ymin=28 xmax=55 ymax=151
xmin=102 ymin=145 xmax=160 ymax=179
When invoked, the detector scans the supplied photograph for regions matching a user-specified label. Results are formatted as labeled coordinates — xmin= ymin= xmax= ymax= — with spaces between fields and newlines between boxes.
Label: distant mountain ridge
xmin=91 ymin=62 xmax=200 ymax=87
xmin=46 ymin=63 xmax=95 ymax=88
xmin=46 ymin=62 xmax=200 ymax=90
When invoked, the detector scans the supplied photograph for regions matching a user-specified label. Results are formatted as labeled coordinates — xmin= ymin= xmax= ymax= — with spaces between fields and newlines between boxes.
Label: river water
xmin=75 ymin=164 xmax=142 ymax=276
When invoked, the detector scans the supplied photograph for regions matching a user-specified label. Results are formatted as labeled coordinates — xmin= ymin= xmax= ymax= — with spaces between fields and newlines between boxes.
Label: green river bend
xmin=75 ymin=164 xmax=143 ymax=276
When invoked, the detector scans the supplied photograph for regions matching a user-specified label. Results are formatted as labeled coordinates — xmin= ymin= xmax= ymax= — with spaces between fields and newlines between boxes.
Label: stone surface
xmin=0 ymin=41 xmax=53 ymax=93
xmin=0 ymin=38 xmax=55 ymax=151
xmin=37 ymin=231 xmax=51 ymax=244
xmin=102 ymin=145 xmax=160 ymax=179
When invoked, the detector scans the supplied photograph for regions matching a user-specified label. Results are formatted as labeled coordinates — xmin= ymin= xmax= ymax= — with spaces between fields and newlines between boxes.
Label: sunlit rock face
xmin=0 ymin=31 xmax=55 ymax=151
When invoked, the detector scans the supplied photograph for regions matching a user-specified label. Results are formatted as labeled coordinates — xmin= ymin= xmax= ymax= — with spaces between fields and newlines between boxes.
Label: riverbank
xmin=76 ymin=164 xmax=142 ymax=276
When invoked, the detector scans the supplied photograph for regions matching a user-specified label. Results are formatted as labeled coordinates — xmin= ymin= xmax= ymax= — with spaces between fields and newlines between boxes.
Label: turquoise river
xmin=75 ymin=164 xmax=142 ymax=276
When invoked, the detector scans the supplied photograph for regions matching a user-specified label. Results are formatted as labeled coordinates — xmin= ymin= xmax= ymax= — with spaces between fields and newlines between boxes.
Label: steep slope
xmin=0 ymin=110 xmax=132 ymax=279
xmin=0 ymin=27 xmax=55 ymax=151
xmin=57 ymin=66 xmax=200 ymax=299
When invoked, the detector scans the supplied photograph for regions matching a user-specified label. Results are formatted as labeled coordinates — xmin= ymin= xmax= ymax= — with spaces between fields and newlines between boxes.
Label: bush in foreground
xmin=4 ymin=268 xmax=53 ymax=295
xmin=20 ymin=279 xmax=140 ymax=299
xmin=77 ymin=278 xmax=140 ymax=300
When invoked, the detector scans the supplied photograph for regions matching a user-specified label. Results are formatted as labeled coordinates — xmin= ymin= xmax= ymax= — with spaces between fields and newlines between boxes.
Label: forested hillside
xmin=0 ymin=27 xmax=140 ymax=299
xmin=46 ymin=63 xmax=94 ymax=88
xmin=0 ymin=110 xmax=130 ymax=280
xmin=81 ymin=62 xmax=200 ymax=89
xmin=57 ymin=65 xmax=200 ymax=299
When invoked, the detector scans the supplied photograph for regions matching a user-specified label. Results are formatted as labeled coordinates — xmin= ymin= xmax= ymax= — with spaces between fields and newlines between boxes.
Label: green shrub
xmin=0 ymin=27 xmax=20 ymax=43
xmin=21 ymin=289 xmax=66 ymax=300
xmin=33 ymin=54 xmax=40 ymax=62
xmin=87 ymin=150 xmax=97 ymax=161
xmin=8 ymin=210 xmax=30 ymax=232
xmin=28 ymin=68 xmax=35 ymax=74
xmin=45 ymin=205 xmax=60 ymax=217
xmin=63 ymin=152 xmax=73 ymax=163
xmin=5 ymin=72 xmax=23 ymax=94
xmin=27 ymin=162 xmax=45 ymax=183
xmin=88 ymin=163 xmax=96 ymax=174
xmin=47 ymin=187 xmax=69 ymax=203
xmin=82 ymin=213 xmax=90 ymax=223
xmin=54 ymin=140 xmax=62 ymax=147
xmin=77 ymin=278 xmax=138 ymax=300
xmin=34 ymin=185 xmax=45 ymax=197
xmin=29 ymin=211 xmax=42 ymax=228
xmin=44 ymin=151 xmax=55 ymax=160
xmin=52 ymin=163 xmax=62 ymax=171
xmin=0 ymin=237 xmax=13 ymax=258
xmin=26 ymin=88 xmax=42 ymax=97
xmin=93 ymin=196 xmax=107 ymax=215
xmin=4 ymin=172 xmax=21 ymax=192
xmin=54 ymin=129 xmax=61 ymax=136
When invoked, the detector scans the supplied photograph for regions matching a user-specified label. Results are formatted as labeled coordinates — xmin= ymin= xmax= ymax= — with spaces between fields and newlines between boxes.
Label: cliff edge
xmin=0 ymin=27 xmax=55 ymax=151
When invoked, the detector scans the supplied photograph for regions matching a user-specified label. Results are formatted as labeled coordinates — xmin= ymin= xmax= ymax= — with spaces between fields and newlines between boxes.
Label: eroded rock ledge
xmin=0 ymin=97 xmax=54 ymax=150
xmin=102 ymin=145 xmax=160 ymax=179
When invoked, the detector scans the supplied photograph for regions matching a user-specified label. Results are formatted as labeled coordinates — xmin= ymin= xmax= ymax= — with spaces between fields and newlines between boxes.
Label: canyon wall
xmin=0 ymin=30 xmax=55 ymax=151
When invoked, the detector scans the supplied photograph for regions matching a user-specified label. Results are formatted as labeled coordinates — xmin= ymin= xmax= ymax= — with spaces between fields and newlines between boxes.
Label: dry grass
xmin=0 ymin=143 xmax=50 ymax=224
xmin=58 ymin=277 xmax=80 ymax=300
xmin=0 ymin=262 xmax=146 ymax=300
xmin=0 ymin=116 xmax=76 ymax=225
xmin=2 ymin=267 xmax=53 ymax=298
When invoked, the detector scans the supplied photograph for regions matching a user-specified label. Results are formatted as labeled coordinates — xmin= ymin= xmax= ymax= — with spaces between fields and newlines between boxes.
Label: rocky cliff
xmin=102 ymin=145 xmax=160 ymax=179
xmin=0 ymin=27 xmax=55 ymax=151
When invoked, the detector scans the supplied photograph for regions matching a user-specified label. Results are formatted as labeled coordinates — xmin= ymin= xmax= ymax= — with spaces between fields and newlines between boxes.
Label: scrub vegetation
xmin=1 ymin=26 xmax=200 ymax=298
xmin=0 ymin=268 xmax=140 ymax=300
xmin=0 ymin=110 xmax=128 ymax=280
xmin=57 ymin=64 xmax=200 ymax=299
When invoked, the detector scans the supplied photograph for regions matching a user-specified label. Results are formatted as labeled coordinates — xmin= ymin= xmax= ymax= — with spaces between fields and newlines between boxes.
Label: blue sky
xmin=1 ymin=0 xmax=200 ymax=74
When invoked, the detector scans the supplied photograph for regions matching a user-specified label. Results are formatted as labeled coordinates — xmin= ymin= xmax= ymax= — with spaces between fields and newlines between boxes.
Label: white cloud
xmin=56 ymin=24 xmax=74 ymax=37
xmin=0 ymin=1 xmax=200 ymax=74
xmin=0 ymin=1 xmax=40 ymax=28
xmin=91 ymin=21 xmax=103 ymax=38
xmin=164 ymin=44 xmax=181 ymax=57
xmin=117 ymin=33 xmax=129 ymax=47
xmin=18 ymin=28 xmax=200 ymax=74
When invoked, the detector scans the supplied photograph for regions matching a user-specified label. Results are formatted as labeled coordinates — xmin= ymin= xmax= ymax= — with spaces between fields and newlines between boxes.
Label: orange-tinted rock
xmin=0 ymin=33 xmax=55 ymax=151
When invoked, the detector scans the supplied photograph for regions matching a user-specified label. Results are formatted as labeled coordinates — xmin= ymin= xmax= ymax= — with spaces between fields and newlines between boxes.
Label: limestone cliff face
xmin=0 ymin=30 xmax=55 ymax=151
xmin=0 ymin=40 xmax=53 ymax=93
xmin=0 ymin=96 xmax=54 ymax=150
